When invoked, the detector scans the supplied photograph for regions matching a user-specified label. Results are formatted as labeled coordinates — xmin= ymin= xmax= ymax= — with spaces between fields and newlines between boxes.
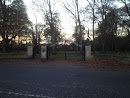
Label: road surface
xmin=0 ymin=59 xmax=130 ymax=98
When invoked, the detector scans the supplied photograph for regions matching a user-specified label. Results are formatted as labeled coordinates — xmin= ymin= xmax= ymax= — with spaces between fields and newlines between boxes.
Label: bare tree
xmin=61 ymin=0 xmax=84 ymax=52
xmin=32 ymin=0 xmax=61 ymax=53
xmin=120 ymin=0 xmax=130 ymax=16
xmin=86 ymin=0 xmax=115 ymax=52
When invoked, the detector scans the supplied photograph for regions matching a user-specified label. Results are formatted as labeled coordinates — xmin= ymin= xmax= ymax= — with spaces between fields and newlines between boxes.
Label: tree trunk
xmin=102 ymin=43 xmax=105 ymax=52
xmin=76 ymin=40 xmax=78 ymax=52
xmin=17 ymin=36 xmax=20 ymax=53
xmin=76 ymin=0 xmax=82 ymax=53
xmin=49 ymin=0 xmax=56 ymax=54
xmin=2 ymin=39 xmax=6 ymax=53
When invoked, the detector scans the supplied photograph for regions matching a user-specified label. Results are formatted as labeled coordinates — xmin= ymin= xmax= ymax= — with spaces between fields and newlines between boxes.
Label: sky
xmin=23 ymin=0 xmax=125 ymax=39
xmin=23 ymin=0 xmax=88 ymax=39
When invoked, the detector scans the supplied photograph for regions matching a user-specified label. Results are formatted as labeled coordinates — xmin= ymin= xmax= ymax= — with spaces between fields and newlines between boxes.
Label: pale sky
xmin=23 ymin=0 xmax=88 ymax=39
xmin=23 ymin=0 xmax=125 ymax=39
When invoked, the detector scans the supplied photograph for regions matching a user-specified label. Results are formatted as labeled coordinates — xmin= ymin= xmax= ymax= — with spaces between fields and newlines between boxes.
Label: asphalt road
xmin=0 ymin=59 xmax=130 ymax=98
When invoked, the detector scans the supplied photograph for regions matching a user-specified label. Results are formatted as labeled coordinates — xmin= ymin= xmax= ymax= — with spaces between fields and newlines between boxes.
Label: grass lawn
xmin=94 ymin=52 xmax=130 ymax=64
xmin=49 ymin=51 xmax=83 ymax=60
xmin=1 ymin=51 xmax=129 ymax=64
xmin=0 ymin=51 xmax=83 ymax=60
xmin=94 ymin=52 xmax=130 ymax=57
xmin=0 ymin=53 xmax=27 ymax=59
xmin=110 ymin=52 xmax=130 ymax=57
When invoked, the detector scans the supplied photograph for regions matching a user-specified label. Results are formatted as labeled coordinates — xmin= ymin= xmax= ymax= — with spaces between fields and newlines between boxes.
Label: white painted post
xmin=85 ymin=45 xmax=91 ymax=59
xmin=27 ymin=46 xmax=33 ymax=58
xmin=41 ymin=46 xmax=47 ymax=59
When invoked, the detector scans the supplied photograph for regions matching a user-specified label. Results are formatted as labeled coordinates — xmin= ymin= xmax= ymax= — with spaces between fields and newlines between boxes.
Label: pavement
xmin=0 ymin=59 xmax=130 ymax=98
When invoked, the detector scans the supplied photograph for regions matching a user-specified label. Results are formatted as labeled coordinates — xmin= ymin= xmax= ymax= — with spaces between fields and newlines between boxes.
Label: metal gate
xmin=48 ymin=42 xmax=85 ymax=60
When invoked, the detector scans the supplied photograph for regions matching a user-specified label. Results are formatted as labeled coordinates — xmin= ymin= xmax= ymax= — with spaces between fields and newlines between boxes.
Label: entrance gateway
xmin=41 ymin=42 xmax=91 ymax=60
xmin=27 ymin=43 xmax=91 ymax=60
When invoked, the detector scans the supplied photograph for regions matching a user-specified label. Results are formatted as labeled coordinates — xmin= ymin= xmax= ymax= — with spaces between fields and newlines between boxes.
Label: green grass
xmin=110 ymin=52 xmax=130 ymax=57
xmin=95 ymin=52 xmax=130 ymax=57
xmin=49 ymin=54 xmax=65 ymax=59
xmin=0 ymin=54 xmax=27 ymax=59
xmin=0 ymin=51 xmax=29 ymax=59
xmin=49 ymin=51 xmax=83 ymax=60
xmin=94 ymin=51 xmax=130 ymax=64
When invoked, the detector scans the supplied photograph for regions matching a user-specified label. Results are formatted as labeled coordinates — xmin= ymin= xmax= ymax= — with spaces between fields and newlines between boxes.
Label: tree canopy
xmin=0 ymin=0 xmax=30 ymax=52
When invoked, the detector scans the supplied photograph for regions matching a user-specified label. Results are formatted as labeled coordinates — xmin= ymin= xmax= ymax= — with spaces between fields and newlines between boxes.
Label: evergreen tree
xmin=11 ymin=0 xmax=29 ymax=36
xmin=96 ymin=9 xmax=119 ymax=51
xmin=0 ymin=0 xmax=30 ymax=52
xmin=0 ymin=0 xmax=12 ymax=52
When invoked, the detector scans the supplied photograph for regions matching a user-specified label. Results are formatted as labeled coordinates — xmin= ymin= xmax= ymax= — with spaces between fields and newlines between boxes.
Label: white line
xmin=0 ymin=90 xmax=55 ymax=98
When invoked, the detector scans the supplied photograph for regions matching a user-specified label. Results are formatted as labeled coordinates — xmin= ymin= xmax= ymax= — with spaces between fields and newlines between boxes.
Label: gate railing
xmin=27 ymin=41 xmax=91 ymax=61
xmin=47 ymin=41 xmax=85 ymax=60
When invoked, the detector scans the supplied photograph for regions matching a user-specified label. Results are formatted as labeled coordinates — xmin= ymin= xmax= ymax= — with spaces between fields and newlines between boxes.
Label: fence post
xmin=33 ymin=46 xmax=34 ymax=59
xmin=47 ymin=46 xmax=48 ymax=60
xmin=64 ymin=40 xmax=67 ymax=60
xmin=83 ymin=46 xmax=85 ymax=61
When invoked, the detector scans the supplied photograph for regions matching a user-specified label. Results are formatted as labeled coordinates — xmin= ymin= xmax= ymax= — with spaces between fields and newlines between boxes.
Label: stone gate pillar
xmin=27 ymin=45 xmax=34 ymax=59
xmin=41 ymin=46 xmax=48 ymax=60
xmin=85 ymin=45 xmax=91 ymax=59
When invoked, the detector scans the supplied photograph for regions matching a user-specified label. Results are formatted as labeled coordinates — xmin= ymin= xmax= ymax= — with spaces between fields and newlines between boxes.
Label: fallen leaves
xmin=44 ymin=58 xmax=130 ymax=67
xmin=43 ymin=58 xmax=130 ymax=72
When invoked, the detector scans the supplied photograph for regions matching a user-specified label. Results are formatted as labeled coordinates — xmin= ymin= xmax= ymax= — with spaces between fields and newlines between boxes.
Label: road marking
xmin=0 ymin=90 xmax=55 ymax=98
